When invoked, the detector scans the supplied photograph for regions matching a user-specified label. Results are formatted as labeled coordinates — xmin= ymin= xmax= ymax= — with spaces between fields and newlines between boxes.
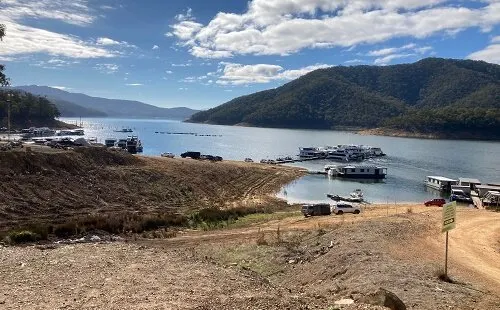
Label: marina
xmin=50 ymin=117 xmax=500 ymax=204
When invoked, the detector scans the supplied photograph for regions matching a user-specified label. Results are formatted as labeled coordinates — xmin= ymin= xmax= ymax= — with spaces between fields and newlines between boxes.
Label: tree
xmin=0 ymin=23 xmax=9 ymax=86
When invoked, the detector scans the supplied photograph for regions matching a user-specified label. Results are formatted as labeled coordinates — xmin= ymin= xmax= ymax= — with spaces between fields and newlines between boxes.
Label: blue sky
xmin=1 ymin=0 xmax=500 ymax=109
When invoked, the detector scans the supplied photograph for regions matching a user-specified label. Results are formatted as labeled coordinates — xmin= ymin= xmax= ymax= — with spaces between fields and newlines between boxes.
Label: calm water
xmin=61 ymin=117 xmax=500 ymax=203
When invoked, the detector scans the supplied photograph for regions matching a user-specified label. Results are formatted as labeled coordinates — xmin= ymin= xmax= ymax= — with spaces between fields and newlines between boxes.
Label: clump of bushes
xmin=8 ymin=230 xmax=42 ymax=244
xmin=2 ymin=205 xmax=275 ymax=243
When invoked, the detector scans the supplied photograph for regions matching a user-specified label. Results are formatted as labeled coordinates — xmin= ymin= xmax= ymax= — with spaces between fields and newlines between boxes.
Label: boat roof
xmin=459 ymin=178 xmax=481 ymax=184
xmin=427 ymin=176 xmax=457 ymax=182
xmin=475 ymin=185 xmax=500 ymax=190
xmin=343 ymin=165 xmax=387 ymax=169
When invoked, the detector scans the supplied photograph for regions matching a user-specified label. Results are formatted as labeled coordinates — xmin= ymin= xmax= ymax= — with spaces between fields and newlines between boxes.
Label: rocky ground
xmin=1 ymin=206 xmax=499 ymax=310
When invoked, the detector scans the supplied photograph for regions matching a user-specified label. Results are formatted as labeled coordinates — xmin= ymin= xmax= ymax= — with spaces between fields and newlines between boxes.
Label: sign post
xmin=442 ymin=201 xmax=457 ymax=278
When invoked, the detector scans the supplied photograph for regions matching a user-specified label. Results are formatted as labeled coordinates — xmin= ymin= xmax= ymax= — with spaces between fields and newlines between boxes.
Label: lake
xmin=60 ymin=117 xmax=500 ymax=204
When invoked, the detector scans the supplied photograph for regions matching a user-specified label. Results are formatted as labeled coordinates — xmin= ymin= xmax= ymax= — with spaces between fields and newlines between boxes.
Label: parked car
xmin=181 ymin=151 xmax=201 ymax=159
xmin=244 ymin=158 xmax=254 ymax=163
xmin=332 ymin=203 xmax=361 ymax=215
xmin=424 ymin=198 xmax=446 ymax=207
xmin=450 ymin=194 xmax=473 ymax=203
xmin=301 ymin=203 xmax=331 ymax=217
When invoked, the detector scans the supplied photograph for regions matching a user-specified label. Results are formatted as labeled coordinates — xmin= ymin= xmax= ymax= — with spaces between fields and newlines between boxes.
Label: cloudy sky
xmin=1 ymin=0 xmax=500 ymax=109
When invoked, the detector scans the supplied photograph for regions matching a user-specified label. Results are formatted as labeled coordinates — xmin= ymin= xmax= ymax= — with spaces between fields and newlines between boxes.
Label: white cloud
xmin=374 ymin=54 xmax=416 ymax=65
xmin=468 ymin=38 xmax=500 ymax=64
xmin=32 ymin=58 xmax=80 ymax=69
xmin=175 ymin=8 xmax=194 ymax=22
xmin=216 ymin=63 xmax=331 ymax=85
xmin=1 ymin=0 xmax=95 ymax=26
xmin=50 ymin=86 xmax=72 ymax=90
xmin=126 ymin=83 xmax=143 ymax=86
xmin=171 ymin=63 xmax=192 ymax=67
xmin=344 ymin=59 xmax=365 ymax=64
xmin=165 ymin=70 xmax=173 ymax=74
xmin=368 ymin=43 xmax=433 ymax=65
xmin=152 ymin=45 xmax=160 ymax=50
xmin=367 ymin=44 xmax=417 ymax=57
xmin=168 ymin=0 xmax=500 ymax=59
xmin=94 ymin=63 xmax=119 ymax=74
xmin=0 ymin=1 xmax=120 ymax=59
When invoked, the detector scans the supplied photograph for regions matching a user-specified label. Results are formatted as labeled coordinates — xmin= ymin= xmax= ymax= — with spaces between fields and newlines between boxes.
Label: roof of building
xmin=343 ymin=165 xmax=387 ymax=169
xmin=459 ymin=178 xmax=481 ymax=184
xmin=427 ymin=176 xmax=458 ymax=182
xmin=475 ymin=185 xmax=500 ymax=190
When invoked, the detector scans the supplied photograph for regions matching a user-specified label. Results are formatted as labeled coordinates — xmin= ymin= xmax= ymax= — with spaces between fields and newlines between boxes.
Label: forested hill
xmin=189 ymin=58 xmax=500 ymax=139
xmin=0 ymin=89 xmax=62 ymax=129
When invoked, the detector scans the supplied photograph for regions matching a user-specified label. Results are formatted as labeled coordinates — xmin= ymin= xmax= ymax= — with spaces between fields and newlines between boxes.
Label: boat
xmin=327 ymin=189 xmax=364 ymax=202
xmin=299 ymin=147 xmax=325 ymax=158
xmin=126 ymin=136 xmax=142 ymax=154
xmin=105 ymin=138 xmax=117 ymax=147
xmin=328 ymin=165 xmax=387 ymax=179
xmin=114 ymin=128 xmax=133 ymax=133
xmin=424 ymin=176 xmax=458 ymax=192
xmin=326 ymin=149 xmax=351 ymax=161
xmin=161 ymin=152 xmax=175 ymax=158
xmin=116 ymin=138 xmax=127 ymax=149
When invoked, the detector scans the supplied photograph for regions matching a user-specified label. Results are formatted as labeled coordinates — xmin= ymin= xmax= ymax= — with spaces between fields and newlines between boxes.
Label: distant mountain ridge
xmin=14 ymin=85 xmax=200 ymax=120
xmin=188 ymin=58 xmax=500 ymax=139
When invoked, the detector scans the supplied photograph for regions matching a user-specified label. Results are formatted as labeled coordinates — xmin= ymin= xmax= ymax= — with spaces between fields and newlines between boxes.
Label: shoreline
xmin=185 ymin=120 xmax=500 ymax=141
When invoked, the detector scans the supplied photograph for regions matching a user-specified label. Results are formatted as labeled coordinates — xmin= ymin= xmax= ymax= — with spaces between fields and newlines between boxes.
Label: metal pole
xmin=7 ymin=98 xmax=11 ymax=141
xmin=445 ymin=231 xmax=449 ymax=277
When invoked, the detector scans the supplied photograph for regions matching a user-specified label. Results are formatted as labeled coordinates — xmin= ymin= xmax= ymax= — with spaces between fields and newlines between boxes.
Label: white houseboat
xmin=451 ymin=178 xmax=481 ymax=195
xmin=328 ymin=165 xmax=387 ymax=179
xmin=425 ymin=176 xmax=458 ymax=192
xmin=299 ymin=147 xmax=325 ymax=158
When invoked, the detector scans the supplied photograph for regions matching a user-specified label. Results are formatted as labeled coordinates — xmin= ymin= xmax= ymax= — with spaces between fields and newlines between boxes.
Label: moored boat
xmin=328 ymin=165 xmax=387 ymax=179
xmin=424 ymin=176 xmax=458 ymax=192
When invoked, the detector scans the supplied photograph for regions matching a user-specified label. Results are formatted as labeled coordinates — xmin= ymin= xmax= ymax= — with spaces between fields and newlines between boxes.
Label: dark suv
xmin=301 ymin=203 xmax=331 ymax=217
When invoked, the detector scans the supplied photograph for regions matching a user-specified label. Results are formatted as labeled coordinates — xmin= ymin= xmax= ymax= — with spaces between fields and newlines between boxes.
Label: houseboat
xmin=328 ymin=165 xmax=387 ymax=179
xmin=116 ymin=138 xmax=128 ymax=149
xmin=326 ymin=149 xmax=351 ymax=161
xmin=451 ymin=178 xmax=481 ymax=195
xmin=126 ymin=136 xmax=143 ymax=154
xmin=424 ymin=176 xmax=458 ymax=192
xmin=105 ymin=138 xmax=117 ymax=147
xmin=299 ymin=147 xmax=326 ymax=158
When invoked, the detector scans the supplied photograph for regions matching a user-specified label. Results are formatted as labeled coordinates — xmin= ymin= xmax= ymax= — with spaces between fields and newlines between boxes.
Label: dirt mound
xmin=0 ymin=148 xmax=303 ymax=232
xmin=0 ymin=147 xmax=138 ymax=175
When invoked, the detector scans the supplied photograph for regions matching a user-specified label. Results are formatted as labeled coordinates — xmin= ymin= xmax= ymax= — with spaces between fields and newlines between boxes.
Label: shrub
xmin=8 ymin=230 xmax=41 ymax=244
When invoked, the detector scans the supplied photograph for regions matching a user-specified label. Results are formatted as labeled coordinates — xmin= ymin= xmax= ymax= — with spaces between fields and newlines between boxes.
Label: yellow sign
xmin=442 ymin=201 xmax=457 ymax=233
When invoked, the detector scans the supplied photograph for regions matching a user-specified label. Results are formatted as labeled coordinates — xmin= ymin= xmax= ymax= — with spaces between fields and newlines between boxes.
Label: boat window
xmin=351 ymin=169 xmax=355 ymax=173
xmin=360 ymin=169 xmax=364 ymax=172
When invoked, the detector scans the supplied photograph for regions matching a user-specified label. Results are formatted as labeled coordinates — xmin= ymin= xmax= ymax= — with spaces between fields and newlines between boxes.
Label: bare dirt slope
xmin=2 ymin=206 xmax=498 ymax=310
xmin=0 ymin=147 xmax=303 ymax=231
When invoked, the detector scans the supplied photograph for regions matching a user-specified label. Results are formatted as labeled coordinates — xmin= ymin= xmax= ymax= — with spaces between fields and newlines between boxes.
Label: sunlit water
xmin=60 ymin=117 xmax=500 ymax=204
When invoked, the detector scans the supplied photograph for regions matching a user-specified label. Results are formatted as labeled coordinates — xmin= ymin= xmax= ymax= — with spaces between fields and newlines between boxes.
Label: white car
xmin=332 ymin=203 xmax=361 ymax=215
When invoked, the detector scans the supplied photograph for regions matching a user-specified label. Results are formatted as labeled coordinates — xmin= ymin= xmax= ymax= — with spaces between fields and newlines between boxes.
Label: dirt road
xmin=444 ymin=209 xmax=500 ymax=293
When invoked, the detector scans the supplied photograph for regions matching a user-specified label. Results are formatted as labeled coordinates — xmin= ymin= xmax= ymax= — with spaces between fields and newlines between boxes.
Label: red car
xmin=424 ymin=198 xmax=446 ymax=207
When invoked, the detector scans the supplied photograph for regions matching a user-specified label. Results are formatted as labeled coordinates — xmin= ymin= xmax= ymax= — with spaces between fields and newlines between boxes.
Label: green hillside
xmin=189 ymin=58 xmax=500 ymax=139
xmin=0 ymin=90 xmax=61 ymax=129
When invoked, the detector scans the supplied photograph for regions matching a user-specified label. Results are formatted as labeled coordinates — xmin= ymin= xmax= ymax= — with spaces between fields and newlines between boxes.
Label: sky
xmin=1 ymin=0 xmax=500 ymax=109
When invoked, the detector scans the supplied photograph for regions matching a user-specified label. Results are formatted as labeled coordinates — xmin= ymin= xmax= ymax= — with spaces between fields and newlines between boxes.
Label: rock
xmin=288 ymin=259 xmax=297 ymax=264
xmin=335 ymin=298 xmax=354 ymax=305
xmin=89 ymin=235 xmax=101 ymax=242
